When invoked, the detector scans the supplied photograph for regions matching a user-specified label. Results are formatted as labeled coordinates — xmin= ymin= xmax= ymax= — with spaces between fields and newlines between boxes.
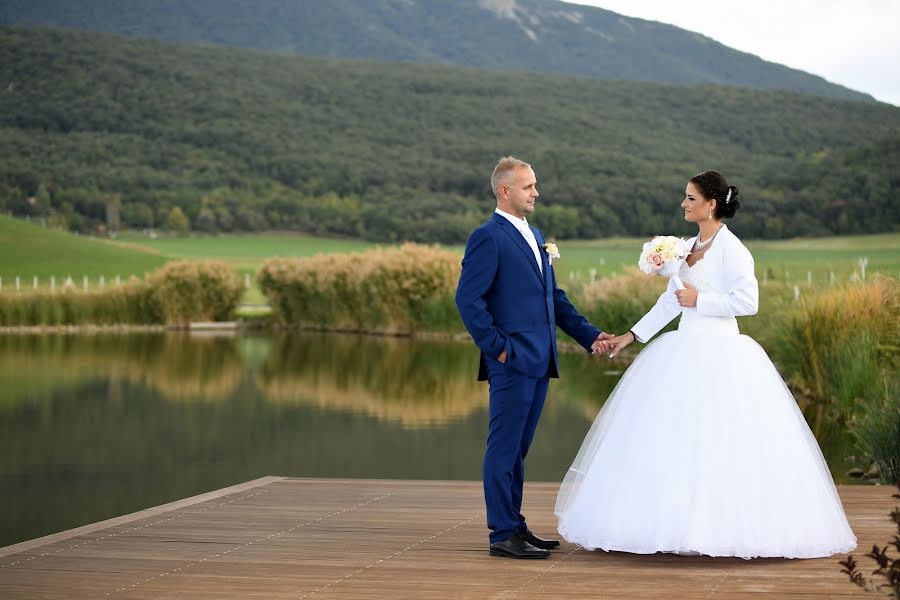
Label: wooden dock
xmin=0 ymin=478 xmax=894 ymax=599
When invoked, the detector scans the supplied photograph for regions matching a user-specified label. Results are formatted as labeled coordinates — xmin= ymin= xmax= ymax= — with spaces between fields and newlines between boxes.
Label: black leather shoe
xmin=489 ymin=534 xmax=550 ymax=559
xmin=519 ymin=530 xmax=560 ymax=549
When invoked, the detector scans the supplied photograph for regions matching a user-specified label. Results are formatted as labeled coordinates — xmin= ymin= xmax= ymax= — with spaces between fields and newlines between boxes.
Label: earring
xmin=708 ymin=209 xmax=712 ymax=221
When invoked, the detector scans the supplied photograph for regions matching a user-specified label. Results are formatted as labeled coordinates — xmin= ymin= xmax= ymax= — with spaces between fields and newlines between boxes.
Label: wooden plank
xmin=0 ymin=479 xmax=893 ymax=598
xmin=0 ymin=476 xmax=283 ymax=559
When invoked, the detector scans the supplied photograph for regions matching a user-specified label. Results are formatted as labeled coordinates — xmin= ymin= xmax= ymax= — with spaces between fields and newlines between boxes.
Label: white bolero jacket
xmin=630 ymin=224 xmax=759 ymax=343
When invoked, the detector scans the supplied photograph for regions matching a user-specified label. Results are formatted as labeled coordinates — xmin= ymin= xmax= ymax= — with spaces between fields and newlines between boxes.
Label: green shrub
xmin=148 ymin=261 xmax=244 ymax=326
xmin=0 ymin=262 xmax=243 ymax=327
xmin=0 ymin=279 xmax=164 ymax=327
xmin=257 ymin=243 xmax=460 ymax=332
xmin=850 ymin=378 xmax=900 ymax=484
xmin=574 ymin=267 xmax=668 ymax=336
xmin=772 ymin=276 xmax=899 ymax=416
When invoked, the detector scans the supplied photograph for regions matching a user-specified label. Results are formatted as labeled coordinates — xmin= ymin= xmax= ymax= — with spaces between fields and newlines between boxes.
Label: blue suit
xmin=456 ymin=213 xmax=601 ymax=543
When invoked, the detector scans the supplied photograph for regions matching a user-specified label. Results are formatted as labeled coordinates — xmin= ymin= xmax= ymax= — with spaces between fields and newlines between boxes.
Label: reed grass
xmin=257 ymin=243 xmax=461 ymax=332
xmin=148 ymin=260 xmax=245 ymax=326
xmin=575 ymin=267 xmax=668 ymax=336
xmin=0 ymin=260 xmax=244 ymax=327
xmin=0 ymin=279 xmax=161 ymax=326
xmin=767 ymin=276 xmax=899 ymax=482
xmin=849 ymin=378 xmax=900 ymax=484
xmin=772 ymin=276 xmax=898 ymax=414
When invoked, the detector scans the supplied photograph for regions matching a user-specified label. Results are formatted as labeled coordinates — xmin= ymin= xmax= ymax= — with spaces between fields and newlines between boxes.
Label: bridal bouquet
xmin=638 ymin=235 xmax=692 ymax=290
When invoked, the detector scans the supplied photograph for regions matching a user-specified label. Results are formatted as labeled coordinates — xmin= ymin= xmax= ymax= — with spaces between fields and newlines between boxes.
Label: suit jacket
xmin=631 ymin=224 xmax=759 ymax=343
xmin=455 ymin=213 xmax=601 ymax=380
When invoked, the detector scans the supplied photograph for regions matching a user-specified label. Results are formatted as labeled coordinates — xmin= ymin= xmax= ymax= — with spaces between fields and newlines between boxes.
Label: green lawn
xmin=0 ymin=216 xmax=167 ymax=288
xmin=3 ymin=216 xmax=897 ymax=298
xmin=553 ymin=233 xmax=900 ymax=287
xmin=115 ymin=232 xmax=378 ymax=304
xmin=115 ymin=232 xmax=375 ymax=268
xmin=745 ymin=234 xmax=900 ymax=286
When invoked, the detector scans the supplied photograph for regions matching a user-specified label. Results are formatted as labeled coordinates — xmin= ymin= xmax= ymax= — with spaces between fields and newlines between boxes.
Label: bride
xmin=555 ymin=171 xmax=857 ymax=559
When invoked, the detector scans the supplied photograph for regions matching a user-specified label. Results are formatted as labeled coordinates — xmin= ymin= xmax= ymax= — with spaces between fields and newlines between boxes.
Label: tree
xmin=165 ymin=206 xmax=189 ymax=233
xmin=215 ymin=205 xmax=234 ymax=231
xmin=106 ymin=195 xmax=122 ymax=237
xmin=30 ymin=182 xmax=51 ymax=217
xmin=194 ymin=207 xmax=218 ymax=232
xmin=235 ymin=207 xmax=268 ymax=231
xmin=1 ymin=27 xmax=897 ymax=243
xmin=122 ymin=202 xmax=155 ymax=228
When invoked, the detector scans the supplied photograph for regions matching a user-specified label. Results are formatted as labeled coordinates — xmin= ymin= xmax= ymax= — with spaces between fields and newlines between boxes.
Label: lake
xmin=0 ymin=331 xmax=857 ymax=548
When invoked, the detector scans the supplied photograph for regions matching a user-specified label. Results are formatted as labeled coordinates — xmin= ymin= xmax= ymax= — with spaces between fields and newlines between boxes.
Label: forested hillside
xmin=1 ymin=27 xmax=898 ymax=242
xmin=0 ymin=0 xmax=872 ymax=102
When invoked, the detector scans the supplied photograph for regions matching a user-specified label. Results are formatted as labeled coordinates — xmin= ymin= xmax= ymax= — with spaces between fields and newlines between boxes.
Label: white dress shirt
xmin=495 ymin=208 xmax=543 ymax=274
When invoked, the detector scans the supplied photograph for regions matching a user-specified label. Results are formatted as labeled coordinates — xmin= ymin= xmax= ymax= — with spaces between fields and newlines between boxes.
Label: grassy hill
xmin=116 ymin=232 xmax=375 ymax=271
xmin=0 ymin=215 xmax=166 ymax=283
xmin=558 ymin=233 xmax=900 ymax=284
xmin=1 ymin=26 xmax=898 ymax=244
xmin=3 ymin=212 xmax=897 ymax=300
xmin=0 ymin=0 xmax=872 ymax=102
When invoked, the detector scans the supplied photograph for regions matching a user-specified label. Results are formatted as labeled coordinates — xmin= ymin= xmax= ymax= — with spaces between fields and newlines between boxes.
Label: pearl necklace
xmin=693 ymin=226 xmax=722 ymax=251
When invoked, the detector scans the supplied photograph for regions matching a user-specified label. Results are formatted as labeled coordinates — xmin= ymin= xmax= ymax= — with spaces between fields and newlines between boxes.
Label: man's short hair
xmin=491 ymin=156 xmax=531 ymax=200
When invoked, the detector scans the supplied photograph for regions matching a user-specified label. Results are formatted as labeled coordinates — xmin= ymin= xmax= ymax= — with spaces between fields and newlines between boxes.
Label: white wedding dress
xmin=555 ymin=259 xmax=857 ymax=559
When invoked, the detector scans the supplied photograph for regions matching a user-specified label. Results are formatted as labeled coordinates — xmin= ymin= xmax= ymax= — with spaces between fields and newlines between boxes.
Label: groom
xmin=456 ymin=156 xmax=609 ymax=559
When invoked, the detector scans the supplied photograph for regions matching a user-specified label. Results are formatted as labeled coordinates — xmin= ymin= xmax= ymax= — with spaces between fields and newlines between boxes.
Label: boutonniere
xmin=542 ymin=242 xmax=560 ymax=265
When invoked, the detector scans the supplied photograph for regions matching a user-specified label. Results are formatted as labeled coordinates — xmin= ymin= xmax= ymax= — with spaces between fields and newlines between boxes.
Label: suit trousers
xmin=483 ymin=358 xmax=550 ymax=543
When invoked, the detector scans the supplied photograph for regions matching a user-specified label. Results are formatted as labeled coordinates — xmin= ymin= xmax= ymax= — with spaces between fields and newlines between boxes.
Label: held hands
xmin=675 ymin=283 xmax=698 ymax=307
xmin=591 ymin=332 xmax=615 ymax=355
xmin=593 ymin=331 xmax=635 ymax=359
xmin=591 ymin=331 xmax=635 ymax=359
xmin=589 ymin=283 xmax=698 ymax=361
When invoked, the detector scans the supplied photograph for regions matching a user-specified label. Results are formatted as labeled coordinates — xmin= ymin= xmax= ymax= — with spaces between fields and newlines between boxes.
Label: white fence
xmin=0 ymin=273 xmax=253 ymax=293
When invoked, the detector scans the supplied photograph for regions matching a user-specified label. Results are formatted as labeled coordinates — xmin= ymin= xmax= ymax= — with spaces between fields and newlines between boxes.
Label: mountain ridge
xmin=1 ymin=26 xmax=897 ymax=242
xmin=0 ymin=0 xmax=874 ymax=103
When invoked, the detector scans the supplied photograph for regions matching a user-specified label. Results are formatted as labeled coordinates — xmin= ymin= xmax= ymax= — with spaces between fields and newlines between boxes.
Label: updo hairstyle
xmin=689 ymin=170 xmax=741 ymax=219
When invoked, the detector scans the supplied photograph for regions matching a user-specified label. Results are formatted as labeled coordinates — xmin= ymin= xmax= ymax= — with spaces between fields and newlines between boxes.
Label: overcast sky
xmin=568 ymin=0 xmax=900 ymax=105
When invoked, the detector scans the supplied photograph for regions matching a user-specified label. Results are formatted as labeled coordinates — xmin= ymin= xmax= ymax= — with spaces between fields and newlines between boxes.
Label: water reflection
xmin=0 ymin=332 xmax=856 ymax=548
xmin=0 ymin=333 xmax=245 ymax=405
xmin=260 ymin=334 xmax=500 ymax=427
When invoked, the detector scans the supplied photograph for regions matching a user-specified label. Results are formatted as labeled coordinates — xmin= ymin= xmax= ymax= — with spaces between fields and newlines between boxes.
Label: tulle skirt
xmin=555 ymin=324 xmax=857 ymax=559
